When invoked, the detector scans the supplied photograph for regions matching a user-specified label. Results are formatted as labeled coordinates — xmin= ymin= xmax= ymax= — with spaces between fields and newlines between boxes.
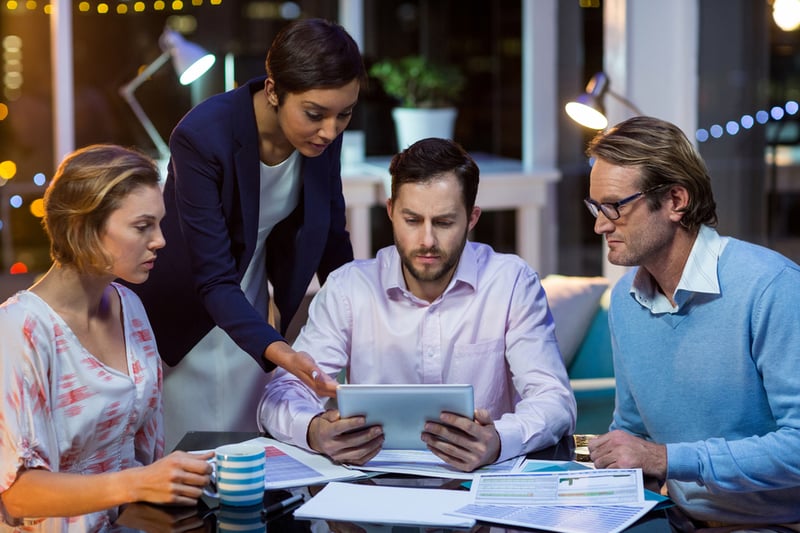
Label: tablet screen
xmin=336 ymin=384 xmax=474 ymax=450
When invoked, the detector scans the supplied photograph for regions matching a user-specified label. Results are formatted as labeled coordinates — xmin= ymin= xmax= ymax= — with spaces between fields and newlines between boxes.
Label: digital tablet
xmin=336 ymin=384 xmax=474 ymax=450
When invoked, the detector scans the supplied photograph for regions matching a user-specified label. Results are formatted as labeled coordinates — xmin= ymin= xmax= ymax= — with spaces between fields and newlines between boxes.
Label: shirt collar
xmin=631 ymin=225 xmax=728 ymax=313
xmin=384 ymin=241 xmax=478 ymax=302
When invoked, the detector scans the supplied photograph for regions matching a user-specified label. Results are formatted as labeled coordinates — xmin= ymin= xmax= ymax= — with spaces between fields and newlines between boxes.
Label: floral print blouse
xmin=0 ymin=284 xmax=164 ymax=532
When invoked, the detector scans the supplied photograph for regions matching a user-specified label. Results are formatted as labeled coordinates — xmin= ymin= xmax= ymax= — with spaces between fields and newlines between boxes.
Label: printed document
xmin=449 ymin=469 xmax=657 ymax=533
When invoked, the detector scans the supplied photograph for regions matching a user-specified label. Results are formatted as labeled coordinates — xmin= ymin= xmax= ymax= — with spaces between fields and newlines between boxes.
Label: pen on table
xmin=263 ymin=493 xmax=304 ymax=515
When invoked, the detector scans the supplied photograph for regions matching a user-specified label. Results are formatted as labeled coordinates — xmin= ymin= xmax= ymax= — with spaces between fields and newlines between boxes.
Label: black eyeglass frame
xmin=583 ymin=184 xmax=668 ymax=220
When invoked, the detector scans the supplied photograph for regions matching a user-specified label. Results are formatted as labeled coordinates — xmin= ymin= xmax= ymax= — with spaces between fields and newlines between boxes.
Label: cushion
xmin=568 ymin=288 xmax=614 ymax=379
xmin=540 ymin=275 xmax=609 ymax=367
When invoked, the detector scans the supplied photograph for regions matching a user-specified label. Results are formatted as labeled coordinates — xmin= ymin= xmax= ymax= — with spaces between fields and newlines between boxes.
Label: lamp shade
xmin=160 ymin=29 xmax=216 ymax=85
xmin=565 ymin=72 xmax=609 ymax=130
xmin=119 ymin=28 xmax=216 ymax=163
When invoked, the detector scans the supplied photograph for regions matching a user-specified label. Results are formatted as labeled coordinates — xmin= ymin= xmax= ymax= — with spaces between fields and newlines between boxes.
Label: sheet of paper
xmin=450 ymin=501 xmax=656 ymax=533
xmin=193 ymin=437 xmax=368 ymax=490
xmin=448 ymin=469 xmax=656 ymax=533
xmin=293 ymin=481 xmax=476 ymax=528
xmin=348 ymin=449 xmax=525 ymax=479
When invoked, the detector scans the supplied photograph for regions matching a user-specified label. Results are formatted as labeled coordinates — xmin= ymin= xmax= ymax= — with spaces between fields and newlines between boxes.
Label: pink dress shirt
xmin=259 ymin=242 xmax=576 ymax=463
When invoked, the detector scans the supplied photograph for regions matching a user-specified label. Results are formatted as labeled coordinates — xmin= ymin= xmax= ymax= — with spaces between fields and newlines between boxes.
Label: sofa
xmin=540 ymin=275 xmax=615 ymax=435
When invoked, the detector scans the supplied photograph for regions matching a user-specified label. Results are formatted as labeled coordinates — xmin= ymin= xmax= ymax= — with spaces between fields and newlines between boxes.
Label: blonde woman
xmin=0 ymin=145 xmax=212 ymax=531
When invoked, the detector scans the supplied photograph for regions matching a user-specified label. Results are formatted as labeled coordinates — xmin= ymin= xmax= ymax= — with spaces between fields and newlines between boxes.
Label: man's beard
xmin=397 ymin=230 xmax=468 ymax=284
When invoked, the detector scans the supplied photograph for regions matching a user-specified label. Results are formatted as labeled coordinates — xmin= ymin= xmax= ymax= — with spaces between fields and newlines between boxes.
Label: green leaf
xmin=369 ymin=55 xmax=465 ymax=108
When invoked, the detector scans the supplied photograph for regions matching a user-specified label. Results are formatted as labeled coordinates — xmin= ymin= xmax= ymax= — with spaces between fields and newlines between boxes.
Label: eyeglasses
xmin=583 ymin=184 xmax=668 ymax=220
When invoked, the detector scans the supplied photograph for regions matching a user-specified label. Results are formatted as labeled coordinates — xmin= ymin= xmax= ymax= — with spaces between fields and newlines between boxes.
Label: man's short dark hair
xmin=389 ymin=138 xmax=479 ymax=213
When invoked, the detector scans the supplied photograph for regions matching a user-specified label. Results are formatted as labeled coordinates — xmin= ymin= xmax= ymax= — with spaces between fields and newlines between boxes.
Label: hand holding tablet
xmin=336 ymin=384 xmax=474 ymax=450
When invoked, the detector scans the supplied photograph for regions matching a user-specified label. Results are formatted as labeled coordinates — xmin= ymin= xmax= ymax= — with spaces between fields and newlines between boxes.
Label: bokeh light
xmin=9 ymin=262 xmax=28 ymax=275
xmin=30 ymin=198 xmax=45 ymax=218
xmin=0 ymin=161 xmax=17 ymax=180
xmin=773 ymin=0 xmax=800 ymax=31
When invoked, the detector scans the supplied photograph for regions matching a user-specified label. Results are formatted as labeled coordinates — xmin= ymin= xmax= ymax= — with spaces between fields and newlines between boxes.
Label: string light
xmin=696 ymin=100 xmax=800 ymax=143
xmin=2 ymin=0 xmax=224 ymax=14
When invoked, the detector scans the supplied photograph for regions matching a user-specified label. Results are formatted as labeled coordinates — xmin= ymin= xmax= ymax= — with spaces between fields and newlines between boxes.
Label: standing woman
xmin=131 ymin=18 xmax=366 ymax=448
xmin=0 ymin=145 xmax=212 ymax=531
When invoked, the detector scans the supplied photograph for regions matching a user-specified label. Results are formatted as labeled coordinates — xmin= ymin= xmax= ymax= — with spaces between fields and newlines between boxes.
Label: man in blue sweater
xmin=584 ymin=116 xmax=800 ymax=526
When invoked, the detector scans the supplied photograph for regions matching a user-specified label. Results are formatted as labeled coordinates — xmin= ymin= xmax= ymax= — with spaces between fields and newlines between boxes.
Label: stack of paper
xmin=293 ymin=467 xmax=658 ymax=533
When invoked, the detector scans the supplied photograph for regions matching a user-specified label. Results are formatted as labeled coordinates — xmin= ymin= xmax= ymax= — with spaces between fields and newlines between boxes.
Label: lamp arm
xmin=606 ymin=89 xmax=644 ymax=116
xmin=119 ymin=51 xmax=171 ymax=161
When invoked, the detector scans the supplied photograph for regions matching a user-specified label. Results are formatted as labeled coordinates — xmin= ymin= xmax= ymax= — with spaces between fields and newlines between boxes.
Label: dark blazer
xmin=130 ymin=77 xmax=353 ymax=371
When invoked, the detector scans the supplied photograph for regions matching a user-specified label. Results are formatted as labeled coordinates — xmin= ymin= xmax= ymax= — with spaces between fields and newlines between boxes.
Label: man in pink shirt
xmin=259 ymin=138 xmax=575 ymax=471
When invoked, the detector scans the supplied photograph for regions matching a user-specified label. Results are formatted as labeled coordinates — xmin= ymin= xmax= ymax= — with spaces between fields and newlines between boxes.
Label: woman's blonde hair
xmin=43 ymin=144 xmax=160 ymax=274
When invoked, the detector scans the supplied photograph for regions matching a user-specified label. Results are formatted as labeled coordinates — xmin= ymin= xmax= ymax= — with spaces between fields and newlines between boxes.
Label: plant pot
xmin=391 ymin=107 xmax=458 ymax=151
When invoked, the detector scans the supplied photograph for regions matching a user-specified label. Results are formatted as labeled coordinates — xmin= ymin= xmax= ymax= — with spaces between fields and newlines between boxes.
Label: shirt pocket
xmin=451 ymin=339 xmax=508 ymax=412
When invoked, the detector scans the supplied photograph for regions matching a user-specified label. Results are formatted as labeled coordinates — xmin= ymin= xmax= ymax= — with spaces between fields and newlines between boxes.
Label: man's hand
xmin=421 ymin=408 xmax=500 ymax=472
xmin=307 ymin=410 xmax=384 ymax=465
xmin=264 ymin=342 xmax=338 ymax=398
xmin=588 ymin=430 xmax=667 ymax=479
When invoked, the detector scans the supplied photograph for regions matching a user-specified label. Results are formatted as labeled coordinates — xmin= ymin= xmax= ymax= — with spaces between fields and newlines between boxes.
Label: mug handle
xmin=202 ymin=460 xmax=219 ymax=499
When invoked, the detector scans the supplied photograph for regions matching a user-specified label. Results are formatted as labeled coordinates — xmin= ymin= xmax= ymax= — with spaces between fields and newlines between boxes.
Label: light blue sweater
xmin=610 ymin=234 xmax=800 ymax=523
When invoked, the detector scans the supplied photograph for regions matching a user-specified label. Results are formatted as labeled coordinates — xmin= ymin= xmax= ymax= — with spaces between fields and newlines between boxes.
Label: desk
xmin=341 ymin=155 xmax=561 ymax=272
xmin=143 ymin=431 xmax=674 ymax=532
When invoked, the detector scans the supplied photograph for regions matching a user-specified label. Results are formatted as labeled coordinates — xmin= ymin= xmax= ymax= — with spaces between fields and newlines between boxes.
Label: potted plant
xmin=370 ymin=55 xmax=466 ymax=151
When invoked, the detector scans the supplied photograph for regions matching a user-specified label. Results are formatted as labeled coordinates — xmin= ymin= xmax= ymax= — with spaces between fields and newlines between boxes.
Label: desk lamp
xmin=565 ymin=72 xmax=643 ymax=130
xmin=119 ymin=28 xmax=216 ymax=161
